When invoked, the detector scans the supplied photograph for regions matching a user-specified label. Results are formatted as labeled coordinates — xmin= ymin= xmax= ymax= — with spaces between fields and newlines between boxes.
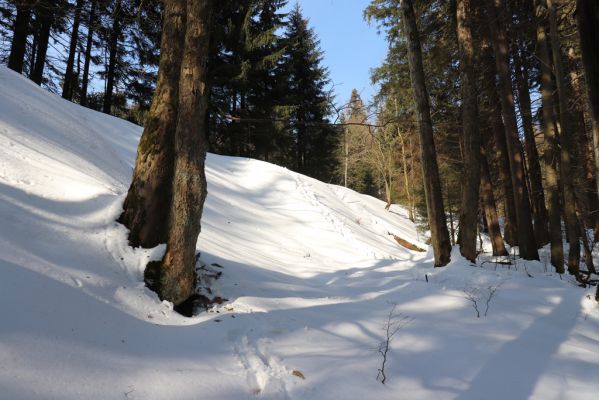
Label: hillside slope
xmin=0 ymin=66 xmax=598 ymax=400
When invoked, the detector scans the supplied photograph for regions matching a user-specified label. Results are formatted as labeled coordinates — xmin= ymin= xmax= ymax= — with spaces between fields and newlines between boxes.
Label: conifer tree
xmin=280 ymin=4 xmax=339 ymax=181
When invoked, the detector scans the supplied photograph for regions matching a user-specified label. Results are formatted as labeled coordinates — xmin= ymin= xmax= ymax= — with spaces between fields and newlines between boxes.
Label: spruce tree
xmin=280 ymin=3 xmax=339 ymax=181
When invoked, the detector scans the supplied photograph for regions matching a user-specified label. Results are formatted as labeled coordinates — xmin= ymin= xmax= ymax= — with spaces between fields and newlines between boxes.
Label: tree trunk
xmin=481 ymin=144 xmax=508 ymax=256
xmin=7 ymin=1 xmax=32 ymax=73
xmin=158 ymin=0 xmax=213 ymax=305
xmin=568 ymin=48 xmax=599 ymax=234
xmin=547 ymin=0 xmax=580 ymax=275
xmin=513 ymin=48 xmax=549 ymax=245
xmin=119 ymin=0 xmax=186 ymax=248
xmin=30 ymin=2 xmax=53 ymax=86
xmin=455 ymin=0 xmax=481 ymax=262
xmin=103 ymin=0 xmax=121 ymax=114
xmin=535 ymin=1 xmax=564 ymax=272
xmin=486 ymin=0 xmax=538 ymax=260
xmin=576 ymin=0 xmax=599 ymax=198
xmin=80 ymin=0 xmax=96 ymax=107
xmin=482 ymin=49 xmax=518 ymax=246
xmin=400 ymin=0 xmax=451 ymax=267
xmin=62 ymin=0 xmax=84 ymax=100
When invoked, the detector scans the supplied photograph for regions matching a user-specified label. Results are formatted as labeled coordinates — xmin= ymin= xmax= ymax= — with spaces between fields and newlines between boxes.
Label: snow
xmin=0 ymin=65 xmax=598 ymax=399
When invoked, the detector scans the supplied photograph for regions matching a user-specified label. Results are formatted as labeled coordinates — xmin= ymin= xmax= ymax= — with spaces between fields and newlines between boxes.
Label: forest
xmin=1 ymin=0 xmax=598 ymax=305
xmin=2 ymin=1 xmax=599 ymax=398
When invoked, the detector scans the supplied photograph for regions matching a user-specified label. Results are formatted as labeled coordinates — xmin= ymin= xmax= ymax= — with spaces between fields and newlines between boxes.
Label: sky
xmin=284 ymin=0 xmax=388 ymax=109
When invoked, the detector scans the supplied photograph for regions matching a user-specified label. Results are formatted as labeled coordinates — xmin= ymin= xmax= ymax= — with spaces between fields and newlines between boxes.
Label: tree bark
xmin=535 ymin=1 xmax=564 ymax=272
xmin=486 ymin=0 xmax=538 ymax=260
xmin=159 ymin=0 xmax=213 ymax=305
xmin=80 ymin=0 xmax=96 ymax=106
xmin=102 ymin=0 xmax=122 ymax=114
xmin=576 ymin=0 xmax=599 ymax=198
xmin=547 ymin=0 xmax=580 ymax=275
xmin=119 ymin=0 xmax=186 ymax=248
xmin=400 ymin=0 xmax=451 ymax=267
xmin=30 ymin=1 xmax=53 ymax=86
xmin=7 ymin=1 xmax=33 ymax=73
xmin=456 ymin=0 xmax=481 ymax=262
xmin=482 ymin=49 xmax=518 ymax=246
xmin=480 ymin=143 xmax=508 ymax=256
xmin=62 ymin=0 xmax=84 ymax=100
xmin=513 ymin=48 xmax=549 ymax=245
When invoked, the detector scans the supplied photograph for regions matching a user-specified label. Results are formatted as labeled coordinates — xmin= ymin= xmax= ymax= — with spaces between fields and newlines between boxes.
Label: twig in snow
xmin=463 ymin=282 xmax=503 ymax=318
xmin=377 ymin=302 xmax=413 ymax=384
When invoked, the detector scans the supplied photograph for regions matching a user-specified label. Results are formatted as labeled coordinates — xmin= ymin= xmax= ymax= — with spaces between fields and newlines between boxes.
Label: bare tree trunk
xmin=482 ymin=49 xmax=518 ymax=246
xmin=486 ymin=0 xmax=538 ymax=260
xmin=398 ymin=129 xmax=414 ymax=221
xmin=103 ymin=0 xmax=122 ymax=114
xmin=344 ymin=128 xmax=348 ymax=187
xmin=513 ymin=48 xmax=549 ymax=245
xmin=30 ymin=1 xmax=52 ymax=86
xmin=158 ymin=0 xmax=213 ymax=305
xmin=568 ymin=48 xmax=599 ymax=234
xmin=456 ymin=0 xmax=481 ymax=262
xmin=576 ymin=0 xmax=599 ymax=199
xmin=119 ymin=0 xmax=186 ymax=248
xmin=481 ymin=144 xmax=508 ymax=256
xmin=80 ymin=0 xmax=96 ymax=107
xmin=535 ymin=1 xmax=564 ymax=272
xmin=62 ymin=0 xmax=84 ymax=100
xmin=400 ymin=0 xmax=451 ymax=267
xmin=547 ymin=0 xmax=580 ymax=275
xmin=7 ymin=1 xmax=33 ymax=73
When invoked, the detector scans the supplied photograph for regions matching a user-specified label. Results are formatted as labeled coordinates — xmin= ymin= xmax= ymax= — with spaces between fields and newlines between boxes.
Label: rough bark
xmin=62 ymin=0 xmax=84 ymax=100
xmin=159 ymin=0 xmax=213 ymax=305
xmin=486 ymin=0 xmax=538 ymax=260
xmin=119 ymin=0 xmax=186 ymax=248
xmin=102 ymin=0 xmax=122 ymax=114
xmin=547 ymin=0 xmax=580 ymax=275
xmin=513 ymin=49 xmax=549 ymax=245
xmin=576 ymin=0 xmax=599 ymax=198
xmin=535 ymin=1 xmax=564 ymax=272
xmin=80 ymin=0 xmax=96 ymax=107
xmin=482 ymin=49 xmax=518 ymax=246
xmin=481 ymin=144 xmax=508 ymax=256
xmin=456 ymin=0 xmax=481 ymax=263
xmin=7 ymin=1 xmax=32 ymax=73
xmin=400 ymin=0 xmax=451 ymax=267
xmin=30 ymin=1 xmax=53 ymax=85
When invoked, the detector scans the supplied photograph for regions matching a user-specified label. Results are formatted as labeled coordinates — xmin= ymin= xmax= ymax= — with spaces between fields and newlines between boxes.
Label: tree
xmin=280 ymin=4 xmax=339 ymax=181
xmin=62 ymin=0 xmax=83 ymax=100
xmin=338 ymin=89 xmax=377 ymax=196
xmin=455 ymin=0 xmax=481 ymax=262
xmin=576 ymin=0 xmax=599 ymax=198
xmin=30 ymin=0 xmax=54 ymax=85
xmin=547 ymin=0 xmax=580 ymax=275
xmin=120 ymin=0 xmax=213 ymax=306
xmin=7 ymin=0 xmax=33 ymax=73
xmin=399 ymin=0 xmax=451 ymax=267
xmin=80 ymin=0 xmax=97 ymax=106
xmin=486 ymin=0 xmax=538 ymax=260
xmin=157 ymin=0 xmax=213 ymax=304
xmin=102 ymin=0 xmax=122 ymax=114
xmin=534 ymin=0 xmax=564 ymax=271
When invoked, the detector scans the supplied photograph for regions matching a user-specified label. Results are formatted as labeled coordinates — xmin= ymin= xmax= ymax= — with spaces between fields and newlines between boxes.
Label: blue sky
xmin=284 ymin=0 xmax=388 ymax=108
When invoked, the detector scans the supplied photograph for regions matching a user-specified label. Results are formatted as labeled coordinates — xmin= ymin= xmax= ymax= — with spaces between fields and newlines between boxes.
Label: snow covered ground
xmin=0 ymin=65 xmax=598 ymax=399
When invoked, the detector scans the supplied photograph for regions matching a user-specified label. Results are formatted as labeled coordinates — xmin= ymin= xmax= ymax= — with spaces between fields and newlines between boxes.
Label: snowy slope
xmin=0 ymin=66 xmax=598 ymax=400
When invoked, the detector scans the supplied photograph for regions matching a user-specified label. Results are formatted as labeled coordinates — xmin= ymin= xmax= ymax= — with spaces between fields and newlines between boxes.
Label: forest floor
xmin=0 ymin=66 xmax=598 ymax=399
